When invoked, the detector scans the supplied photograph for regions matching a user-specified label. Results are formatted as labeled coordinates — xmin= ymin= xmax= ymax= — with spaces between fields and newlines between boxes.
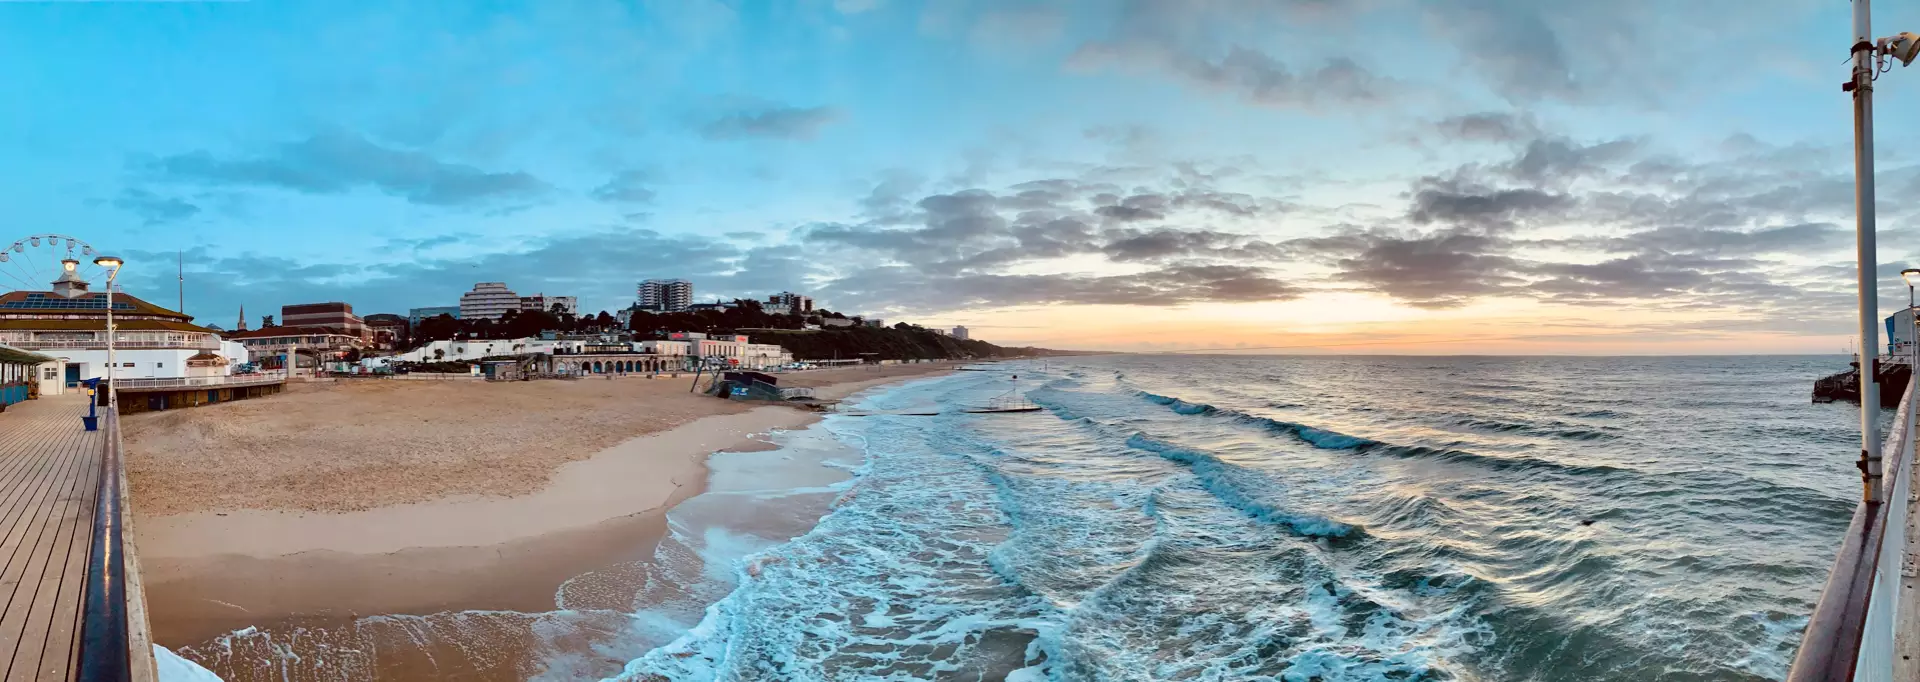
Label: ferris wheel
xmin=0 ymin=234 xmax=112 ymax=294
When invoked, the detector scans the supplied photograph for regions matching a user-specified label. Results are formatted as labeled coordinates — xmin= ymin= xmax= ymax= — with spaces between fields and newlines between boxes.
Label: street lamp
xmin=1841 ymin=6 xmax=1920 ymax=505
xmin=92 ymin=255 xmax=123 ymax=405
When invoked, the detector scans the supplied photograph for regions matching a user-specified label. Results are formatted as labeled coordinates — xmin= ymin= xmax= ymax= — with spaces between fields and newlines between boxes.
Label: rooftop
xmin=224 ymin=325 xmax=366 ymax=340
xmin=0 ymin=290 xmax=193 ymax=321
xmin=0 ymin=342 xmax=54 ymax=366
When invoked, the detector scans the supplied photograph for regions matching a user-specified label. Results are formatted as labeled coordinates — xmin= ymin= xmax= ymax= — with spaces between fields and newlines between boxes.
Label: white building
xmin=0 ymin=258 xmax=234 ymax=386
xmin=226 ymin=325 xmax=363 ymax=371
xmin=638 ymin=279 xmax=693 ymax=313
xmin=390 ymin=337 xmax=556 ymax=363
xmin=460 ymin=282 xmax=522 ymax=320
xmin=636 ymin=340 xmax=690 ymax=356
xmin=667 ymin=332 xmax=793 ymax=368
xmin=520 ymin=294 xmax=578 ymax=316
xmin=952 ymin=326 xmax=970 ymax=340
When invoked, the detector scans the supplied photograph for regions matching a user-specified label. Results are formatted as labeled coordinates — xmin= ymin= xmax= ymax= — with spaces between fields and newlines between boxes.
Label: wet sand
xmin=127 ymin=363 xmax=956 ymax=680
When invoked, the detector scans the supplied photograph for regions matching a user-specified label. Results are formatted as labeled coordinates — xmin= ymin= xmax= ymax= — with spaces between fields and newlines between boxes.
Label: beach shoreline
xmin=132 ymin=363 xmax=957 ymax=659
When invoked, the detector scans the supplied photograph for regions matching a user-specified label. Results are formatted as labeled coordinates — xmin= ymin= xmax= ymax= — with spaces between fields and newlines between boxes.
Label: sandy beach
xmin=123 ymin=362 xmax=956 ymax=675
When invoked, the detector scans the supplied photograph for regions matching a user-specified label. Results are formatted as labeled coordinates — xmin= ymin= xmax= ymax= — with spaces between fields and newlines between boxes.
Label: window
xmin=122 ymin=362 xmax=133 ymax=367
xmin=43 ymin=368 xmax=56 ymax=380
xmin=156 ymin=363 xmax=163 ymax=368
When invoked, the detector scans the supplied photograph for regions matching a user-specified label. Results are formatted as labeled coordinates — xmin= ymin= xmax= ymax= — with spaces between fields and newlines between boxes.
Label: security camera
xmin=1881 ymin=32 xmax=1920 ymax=67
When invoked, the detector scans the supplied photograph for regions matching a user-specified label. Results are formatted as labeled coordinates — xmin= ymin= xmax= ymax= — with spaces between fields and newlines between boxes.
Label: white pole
xmin=105 ymin=270 xmax=116 ymax=406
xmin=1855 ymin=0 xmax=1884 ymax=504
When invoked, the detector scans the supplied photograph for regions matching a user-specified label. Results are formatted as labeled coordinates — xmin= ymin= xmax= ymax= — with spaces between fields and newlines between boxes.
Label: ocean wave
xmin=1124 ymin=433 xmax=1358 ymax=539
xmin=1135 ymin=390 xmax=1378 ymax=450
xmin=1377 ymin=442 xmax=1627 ymax=478
xmin=1450 ymin=417 xmax=1621 ymax=441
xmin=1567 ymin=409 xmax=1628 ymax=419
xmin=1134 ymin=389 xmax=1629 ymax=479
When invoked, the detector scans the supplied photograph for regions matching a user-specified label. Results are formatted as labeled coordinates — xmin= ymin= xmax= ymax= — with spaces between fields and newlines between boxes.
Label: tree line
xmin=403 ymin=299 xmax=1040 ymax=361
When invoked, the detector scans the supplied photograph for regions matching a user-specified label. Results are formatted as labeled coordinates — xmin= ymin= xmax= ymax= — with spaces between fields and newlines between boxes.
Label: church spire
xmin=237 ymin=304 xmax=248 ymax=331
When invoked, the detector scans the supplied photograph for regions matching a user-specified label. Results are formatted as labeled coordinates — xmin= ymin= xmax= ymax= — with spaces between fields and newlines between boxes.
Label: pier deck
xmin=0 ymin=394 xmax=101 ymax=680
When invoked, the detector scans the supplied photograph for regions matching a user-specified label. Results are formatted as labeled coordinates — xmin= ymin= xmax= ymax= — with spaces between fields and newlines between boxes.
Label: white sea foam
xmin=155 ymin=645 xmax=224 ymax=682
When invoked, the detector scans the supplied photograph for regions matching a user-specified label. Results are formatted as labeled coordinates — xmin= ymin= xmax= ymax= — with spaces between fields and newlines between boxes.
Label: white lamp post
xmin=92 ymin=255 xmax=123 ymax=404
xmin=1845 ymin=5 xmax=1920 ymax=503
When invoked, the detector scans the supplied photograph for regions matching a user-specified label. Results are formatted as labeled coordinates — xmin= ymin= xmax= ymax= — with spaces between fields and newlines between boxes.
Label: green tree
xmin=416 ymin=314 xmax=461 ymax=344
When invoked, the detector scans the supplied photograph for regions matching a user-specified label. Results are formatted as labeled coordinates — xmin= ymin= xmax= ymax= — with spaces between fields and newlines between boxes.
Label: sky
xmin=5 ymin=0 xmax=1920 ymax=353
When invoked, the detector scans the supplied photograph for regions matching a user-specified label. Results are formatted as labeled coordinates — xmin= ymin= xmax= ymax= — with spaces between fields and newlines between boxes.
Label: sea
xmin=176 ymin=355 xmax=1869 ymax=682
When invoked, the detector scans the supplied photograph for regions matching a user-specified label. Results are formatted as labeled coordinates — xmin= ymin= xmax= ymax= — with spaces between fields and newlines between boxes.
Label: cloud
xmin=818 ymin=263 xmax=1297 ymax=310
xmin=1421 ymin=0 xmax=1582 ymax=101
xmin=1407 ymin=177 xmax=1574 ymax=232
xmin=1071 ymin=43 xmax=1387 ymax=109
xmin=1101 ymin=228 xmax=1281 ymax=263
xmin=794 ymin=164 xmax=1308 ymax=311
xmin=107 ymin=188 xmax=200 ymax=225
xmin=1499 ymin=136 xmax=1640 ymax=185
xmin=1525 ymin=252 xmax=1789 ymax=305
xmin=144 ymin=131 xmax=551 ymax=207
xmin=590 ymin=170 xmax=656 ymax=203
xmin=1562 ymin=223 xmax=1848 ymax=257
xmin=1309 ymin=229 xmax=1527 ymax=309
xmin=699 ymin=105 xmax=842 ymax=140
xmin=1431 ymin=112 xmax=1539 ymax=143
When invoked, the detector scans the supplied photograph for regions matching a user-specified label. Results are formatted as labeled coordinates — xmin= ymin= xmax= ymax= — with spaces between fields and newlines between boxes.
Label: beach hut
xmin=0 ymin=343 xmax=56 ymax=411
xmin=481 ymin=359 xmax=526 ymax=381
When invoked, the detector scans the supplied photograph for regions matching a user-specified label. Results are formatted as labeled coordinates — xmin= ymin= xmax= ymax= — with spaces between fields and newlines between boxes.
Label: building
xmin=767 ymin=292 xmax=814 ymax=316
xmin=931 ymin=328 xmax=949 ymax=336
xmin=952 ymin=326 xmax=970 ymax=340
xmin=408 ymin=306 xmax=461 ymax=326
xmin=864 ymin=318 xmax=885 ymax=328
xmin=226 ymin=325 xmax=365 ymax=369
xmin=821 ymin=318 xmax=856 ymax=328
xmin=667 ymin=332 xmax=792 ymax=368
xmin=520 ymin=294 xmax=578 ymax=316
xmin=636 ymin=339 xmax=690 ymax=357
xmin=363 ymin=313 xmax=409 ymax=350
xmin=0 ymin=258 xmax=234 ymax=385
xmin=686 ymin=300 xmax=737 ymax=313
xmin=281 ymin=302 xmax=367 ymax=341
xmin=460 ymin=282 xmax=522 ymax=320
xmin=0 ymin=343 xmax=57 ymax=408
xmin=638 ymin=279 xmax=693 ymax=313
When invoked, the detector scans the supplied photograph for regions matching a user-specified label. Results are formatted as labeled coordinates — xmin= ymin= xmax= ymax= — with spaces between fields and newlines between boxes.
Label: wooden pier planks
xmin=0 ymin=395 xmax=102 ymax=681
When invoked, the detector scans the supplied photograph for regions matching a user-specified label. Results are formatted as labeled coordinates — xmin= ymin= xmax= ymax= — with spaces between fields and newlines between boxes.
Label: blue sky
xmin=3 ymin=0 xmax=1918 ymax=352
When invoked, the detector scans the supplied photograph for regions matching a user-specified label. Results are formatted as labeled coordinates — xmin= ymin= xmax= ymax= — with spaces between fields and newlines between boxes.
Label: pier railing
xmin=74 ymin=403 xmax=156 ymax=681
xmin=111 ymin=372 xmax=287 ymax=391
xmin=1789 ymin=379 xmax=1914 ymax=682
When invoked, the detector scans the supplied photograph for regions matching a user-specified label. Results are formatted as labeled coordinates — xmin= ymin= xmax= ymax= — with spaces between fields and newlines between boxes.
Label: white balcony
xmin=6 ymin=339 xmax=220 ymax=351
